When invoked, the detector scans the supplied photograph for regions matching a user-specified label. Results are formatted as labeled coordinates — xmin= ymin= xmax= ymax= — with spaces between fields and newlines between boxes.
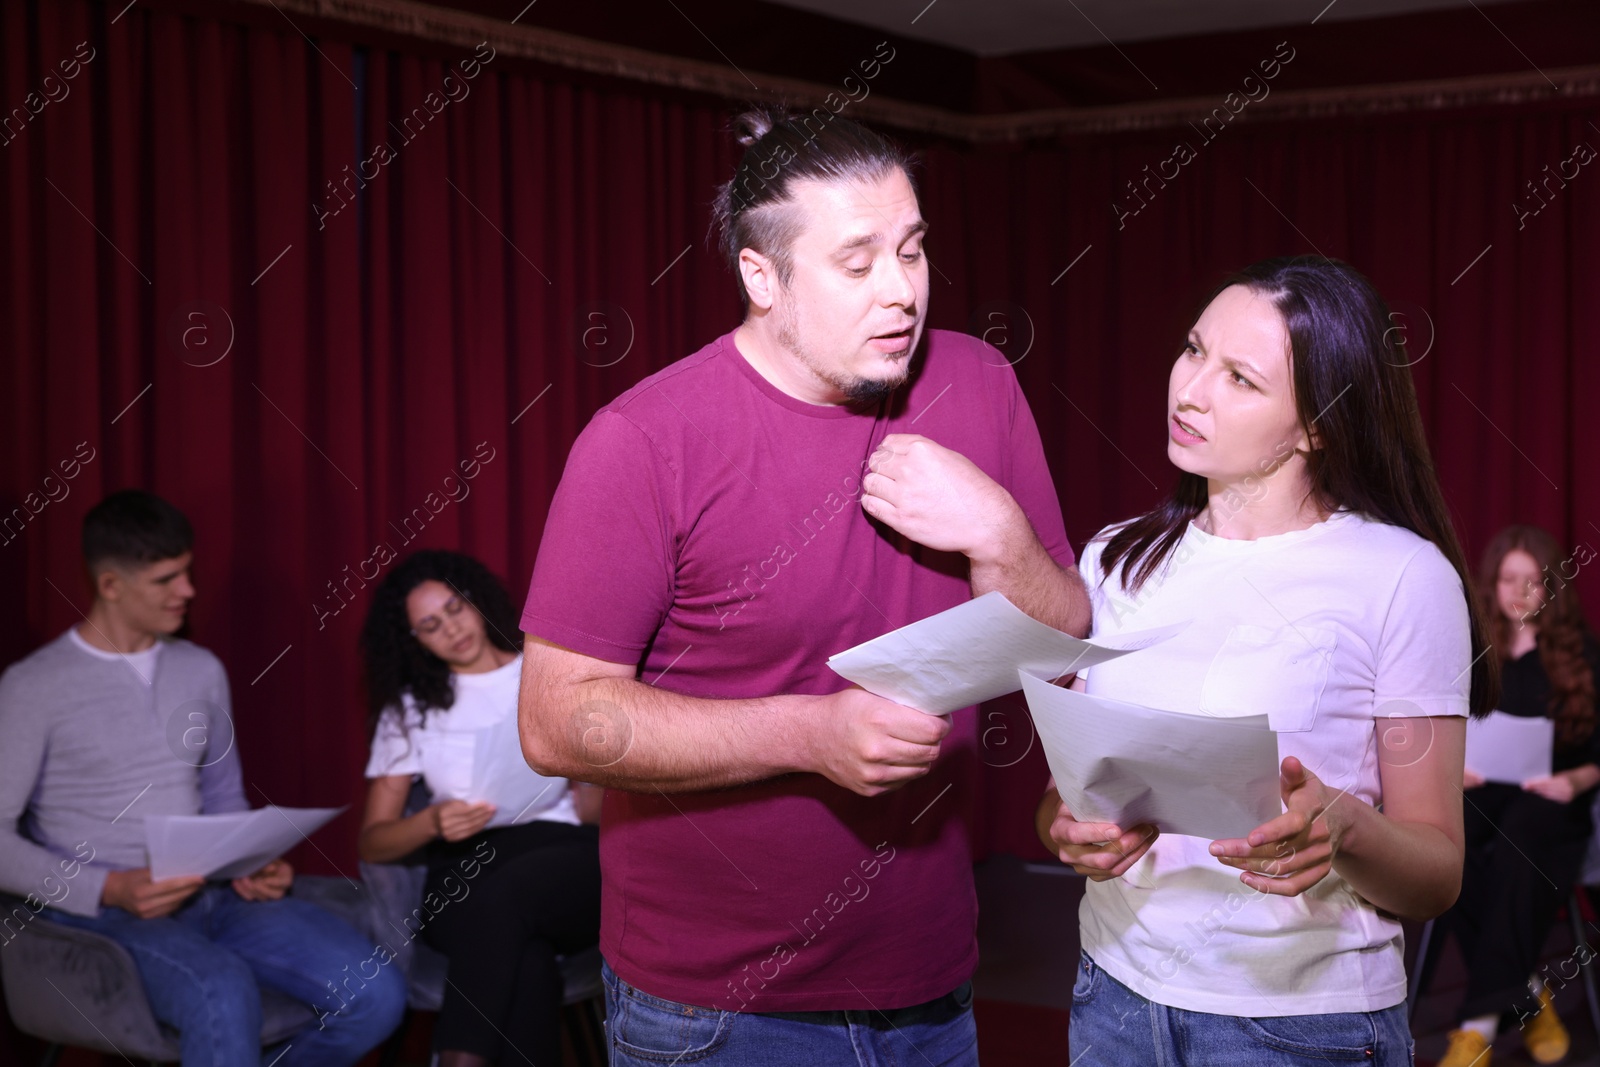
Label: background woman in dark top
xmin=1435 ymin=524 xmax=1600 ymax=1067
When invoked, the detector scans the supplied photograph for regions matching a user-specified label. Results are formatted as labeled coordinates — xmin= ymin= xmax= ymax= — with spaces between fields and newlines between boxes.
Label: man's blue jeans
xmin=43 ymin=884 xmax=406 ymax=1067
xmin=602 ymin=960 xmax=980 ymax=1066
xmin=1069 ymin=951 xmax=1414 ymax=1066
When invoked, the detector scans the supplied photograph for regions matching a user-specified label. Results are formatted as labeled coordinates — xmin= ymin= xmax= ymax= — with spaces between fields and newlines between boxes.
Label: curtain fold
xmin=2 ymin=0 xmax=1596 ymax=870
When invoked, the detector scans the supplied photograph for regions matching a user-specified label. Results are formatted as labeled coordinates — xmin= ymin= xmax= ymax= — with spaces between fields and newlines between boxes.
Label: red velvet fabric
xmin=2 ymin=0 xmax=1597 ymax=877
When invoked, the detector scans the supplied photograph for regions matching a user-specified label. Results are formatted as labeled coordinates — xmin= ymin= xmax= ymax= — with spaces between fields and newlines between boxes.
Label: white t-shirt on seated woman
xmin=1075 ymin=509 xmax=1470 ymax=1017
xmin=364 ymin=653 xmax=579 ymax=827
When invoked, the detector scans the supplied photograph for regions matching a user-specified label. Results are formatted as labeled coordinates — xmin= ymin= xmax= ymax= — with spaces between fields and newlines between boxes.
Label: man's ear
xmin=93 ymin=564 xmax=122 ymax=603
xmin=738 ymin=247 xmax=778 ymax=311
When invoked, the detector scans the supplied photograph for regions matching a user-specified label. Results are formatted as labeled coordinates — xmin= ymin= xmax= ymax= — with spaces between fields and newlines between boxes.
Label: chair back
xmin=360 ymin=778 xmax=449 ymax=1011
xmin=1582 ymin=791 xmax=1600 ymax=886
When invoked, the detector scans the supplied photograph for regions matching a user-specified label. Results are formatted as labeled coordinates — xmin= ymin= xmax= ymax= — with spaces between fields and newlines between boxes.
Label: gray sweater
xmin=0 ymin=630 xmax=248 ymax=917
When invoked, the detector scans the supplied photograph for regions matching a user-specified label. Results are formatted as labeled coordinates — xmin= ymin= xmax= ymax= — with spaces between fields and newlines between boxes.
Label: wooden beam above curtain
xmin=232 ymin=0 xmax=1600 ymax=141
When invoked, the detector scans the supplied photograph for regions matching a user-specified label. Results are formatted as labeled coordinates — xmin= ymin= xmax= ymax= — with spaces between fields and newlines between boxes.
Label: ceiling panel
xmin=765 ymin=0 xmax=1539 ymax=56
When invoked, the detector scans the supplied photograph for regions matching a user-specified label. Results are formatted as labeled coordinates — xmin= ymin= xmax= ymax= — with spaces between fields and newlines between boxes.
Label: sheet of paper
xmin=1020 ymin=672 xmax=1282 ymax=840
xmin=468 ymin=712 xmax=570 ymax=829
xmin=145 ymin=806 xmax=344 ymax=880
xmin=1465 ymin=710 xmax=1554 ymax=785
xmin=827 ymin=591 xmax=1188 ymax=714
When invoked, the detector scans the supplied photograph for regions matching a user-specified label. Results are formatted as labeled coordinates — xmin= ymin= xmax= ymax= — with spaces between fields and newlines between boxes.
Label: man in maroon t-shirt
xmin=519 ymin=108 xmax=1088 ymax=1066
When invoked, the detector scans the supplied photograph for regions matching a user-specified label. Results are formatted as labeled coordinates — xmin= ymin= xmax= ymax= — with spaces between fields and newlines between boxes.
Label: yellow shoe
xmin=1524 ymin=985 xmax=1570 ymax=1064
xmin=1439 ymin=1027 xmax=1492 ymax=1067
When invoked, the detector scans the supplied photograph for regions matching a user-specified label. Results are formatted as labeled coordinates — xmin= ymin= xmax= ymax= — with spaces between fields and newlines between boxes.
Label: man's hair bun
xmin=731 ymin=107 xmax=785 ymax=148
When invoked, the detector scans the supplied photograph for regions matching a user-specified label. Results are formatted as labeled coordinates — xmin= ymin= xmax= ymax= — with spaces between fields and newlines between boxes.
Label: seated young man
xmin=0 ymin=490 xmax=405 ymax=1067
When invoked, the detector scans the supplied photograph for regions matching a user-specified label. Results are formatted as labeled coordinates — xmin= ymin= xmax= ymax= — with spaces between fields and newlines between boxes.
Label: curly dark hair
xmin=1477 ymin=525 xmax=1596 ymax=747
xmin=359 ymin=550 xmax=524 ymax=735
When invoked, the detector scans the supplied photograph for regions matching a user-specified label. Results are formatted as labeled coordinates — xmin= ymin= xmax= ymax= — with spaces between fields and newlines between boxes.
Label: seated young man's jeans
xmin=602 ymin=960 xmax=980 ymax=1067
xmin=1068 ymin=951 xmax=1414 ymax=1067
xmin=44 ymin=884 xmax=406 ymax=1067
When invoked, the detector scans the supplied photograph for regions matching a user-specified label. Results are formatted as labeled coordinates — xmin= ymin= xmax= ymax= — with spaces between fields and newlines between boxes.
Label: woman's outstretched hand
xmin=1209 ymin=756 xmax=1357 ymax=896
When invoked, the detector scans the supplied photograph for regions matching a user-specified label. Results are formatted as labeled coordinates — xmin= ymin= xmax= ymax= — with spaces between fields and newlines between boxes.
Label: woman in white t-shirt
xmin=357 ymin=550 xmax=601 ymax=1067
xmin=1036 ymin=257 xmax=1496 ymax=1066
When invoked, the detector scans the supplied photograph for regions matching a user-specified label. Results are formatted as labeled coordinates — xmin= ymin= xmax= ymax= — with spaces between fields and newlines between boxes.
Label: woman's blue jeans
xmin=1069 ymin=950 xmax=1414 ymax=1066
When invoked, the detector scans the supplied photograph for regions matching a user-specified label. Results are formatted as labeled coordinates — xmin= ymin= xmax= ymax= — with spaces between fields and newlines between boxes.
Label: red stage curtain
xmin=2 ymin=0 xmax=1597 ymax=875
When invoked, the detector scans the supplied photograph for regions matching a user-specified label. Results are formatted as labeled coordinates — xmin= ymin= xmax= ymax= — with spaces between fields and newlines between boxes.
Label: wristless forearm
xmin=523 ymin=676 xmax=818 ymax=792
xmin=1332 ymin=800 xmax=1461 ymax=921
xmin=1564 ymin=764 xmax=1600 ymax=794
xmin=970 ymin=538 xmax=1090 ymax=638
xmin=359 ymin=808 xmax=440 ymax=863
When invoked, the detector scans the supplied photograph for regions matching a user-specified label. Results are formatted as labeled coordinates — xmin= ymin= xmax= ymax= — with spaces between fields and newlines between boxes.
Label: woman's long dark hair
xmin=359 ymin=549 xmax=524 ymax=734
xmin=1478 ymin=525 xmax=1596 ymax=744
xmin=1099 ymin=256 xmax=1498 ymax=718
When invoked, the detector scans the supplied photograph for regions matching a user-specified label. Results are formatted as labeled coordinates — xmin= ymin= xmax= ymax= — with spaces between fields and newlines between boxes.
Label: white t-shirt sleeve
xmin=1373 ymin=542 xmax=1472 ymax=718
xmin=365 ymin=707 xmax=423 ymax=778
xmin=1079 ymin=538 xmax=1110 ymax=622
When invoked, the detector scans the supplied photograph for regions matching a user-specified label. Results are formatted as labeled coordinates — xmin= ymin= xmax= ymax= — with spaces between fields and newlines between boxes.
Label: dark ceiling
xmin=424 ymin=0 xmax=1599 ymax=112
xmin=174 ymin=0 xmax=1600 ymax=117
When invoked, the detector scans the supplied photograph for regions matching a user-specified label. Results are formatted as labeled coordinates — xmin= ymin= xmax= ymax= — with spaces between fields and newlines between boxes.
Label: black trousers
xmin=422 ymin=820 xmax=601 ymax=1065
xmin=1441 ymin=783 xmax=1594 ymax=1021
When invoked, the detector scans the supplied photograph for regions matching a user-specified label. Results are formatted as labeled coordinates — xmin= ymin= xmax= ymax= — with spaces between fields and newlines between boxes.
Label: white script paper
xmin=468 ymin=710 xmax=570 ymax=829
xmin=146 ymin=806 xmax=344 ymax=880
xmin=1465 ymin=710 xmax=1554 ymax=785
xmin=1020 ymin=672 xmax=1282 ymax=840
xmin=827 ymin=591 xmax=1188 ymax=715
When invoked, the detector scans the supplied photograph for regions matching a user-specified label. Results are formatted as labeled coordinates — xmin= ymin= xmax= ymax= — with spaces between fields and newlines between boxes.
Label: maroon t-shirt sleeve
xmin=521 ymin=410 xmax=675 ymax=665
xmin=1005 ymin=374 xmax=1075 ymax=570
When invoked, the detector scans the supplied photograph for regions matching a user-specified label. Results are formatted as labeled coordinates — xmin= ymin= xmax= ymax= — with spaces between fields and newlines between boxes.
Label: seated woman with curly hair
xmin=357 ymin=550 xmax=601 ymax=1067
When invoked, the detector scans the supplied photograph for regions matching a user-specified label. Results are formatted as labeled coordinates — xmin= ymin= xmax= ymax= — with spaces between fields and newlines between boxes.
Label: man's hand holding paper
xmin=810 ymin=686 xmax=950 ymax=797
xmin=100 ymin=868 xmax=207 ymax=919
xmin=231 ymin=857 xmax=294 ymax=901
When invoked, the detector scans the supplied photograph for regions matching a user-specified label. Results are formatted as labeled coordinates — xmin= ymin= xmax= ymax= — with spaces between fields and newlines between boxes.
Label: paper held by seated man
xmin=146 ymin=806 xmax=343 ymax=880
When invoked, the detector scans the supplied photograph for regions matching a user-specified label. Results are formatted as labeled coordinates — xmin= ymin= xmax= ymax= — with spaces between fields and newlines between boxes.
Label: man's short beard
xmin=776 ymin=297 xmax=909 ymax=407
xmin=838 ymin=375 xmax=901 ymax=407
